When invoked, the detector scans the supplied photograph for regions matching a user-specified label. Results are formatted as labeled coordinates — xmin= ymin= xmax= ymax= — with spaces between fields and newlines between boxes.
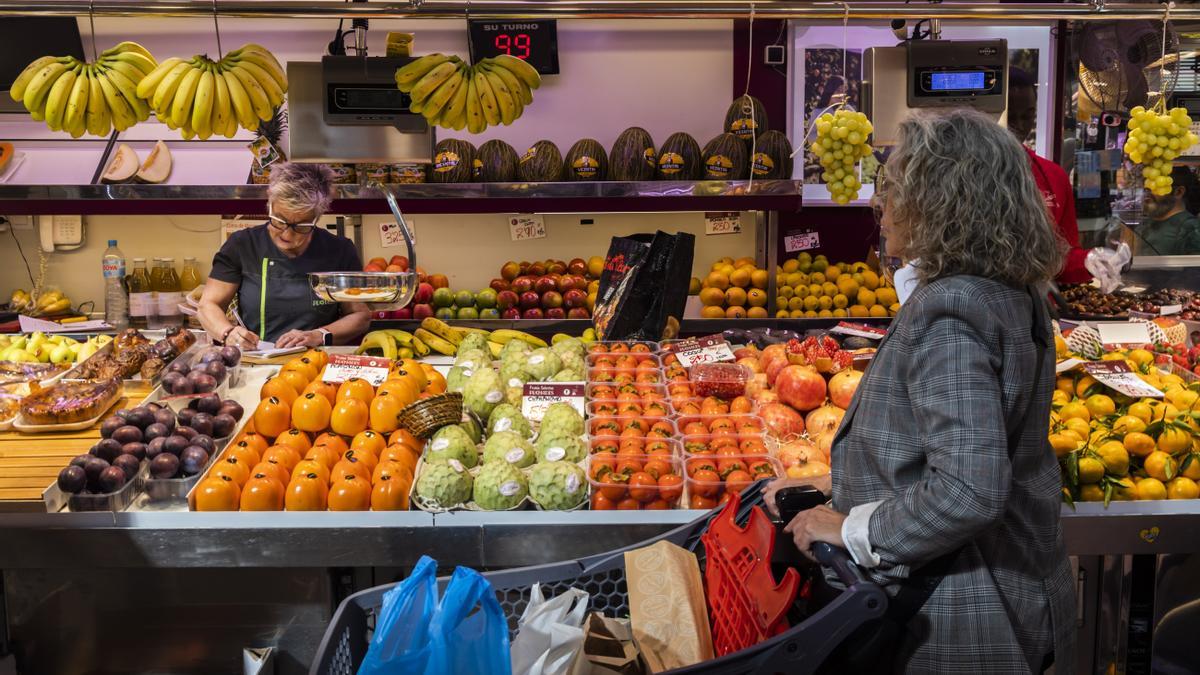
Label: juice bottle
xmin=127 ymin=258 xmax=154 ymax=329
xmin=148 ymin=259 xmax=165 ymax=329
xmin=156 ymin=257 xmax=183 ymax=327
xmin=180 ymin=257 xmax=203 ymax=292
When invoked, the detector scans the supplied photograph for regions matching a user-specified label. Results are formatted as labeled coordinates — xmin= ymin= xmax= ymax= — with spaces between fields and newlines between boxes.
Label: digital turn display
xmin=468 ymin=20 xmax=560 ymax=75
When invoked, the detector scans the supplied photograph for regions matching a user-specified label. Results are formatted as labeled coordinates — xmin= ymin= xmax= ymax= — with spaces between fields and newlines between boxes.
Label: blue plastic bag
xmin=358 ymin=557 xmax=512 ymax=675
xmin=358 ymin=556 xmax=438 ymax=675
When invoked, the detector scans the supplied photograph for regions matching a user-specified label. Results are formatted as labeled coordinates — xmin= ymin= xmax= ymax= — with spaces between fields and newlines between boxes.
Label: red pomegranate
xmin=828 ymin=369 xmax=863 ymax=410
xmin=738 ymin=356 xmax=764 ymax=374
xmin=764 ymin=356 xmax=789 ymax=386
xmin=805 ymin=405 xmax=845 ymax=439
xmin=760 ymin=402 xmax=805 ymax=439
xmin=775 ymin=365 xmax=827 ymax=412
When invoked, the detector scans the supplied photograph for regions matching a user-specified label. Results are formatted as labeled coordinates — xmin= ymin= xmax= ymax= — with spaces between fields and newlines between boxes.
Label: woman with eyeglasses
xmin=197 ymin=163 xmax=370 ymax=350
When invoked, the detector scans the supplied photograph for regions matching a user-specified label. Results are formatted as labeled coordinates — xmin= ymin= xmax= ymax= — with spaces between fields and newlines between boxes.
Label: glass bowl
xmin=309 ymin=271 xmax=418 ymax=307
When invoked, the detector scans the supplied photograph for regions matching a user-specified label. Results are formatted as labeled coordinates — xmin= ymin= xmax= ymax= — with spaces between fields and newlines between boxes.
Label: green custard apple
xmin=499 ymin=358 xmax=531 ymax=387
xmin=524 ymin=348 xmax=563 ymax=381
xmin=426 ymin=424 xmax=479 ymax=468
xmin=472 ymin=461 xmax=529 ymax=510
xmin=551 ymin=367 xmax=584 ymax=382
xmin=481 ymin=430 xmax=536 ymax=468
xmin=446 ymin=365 xmax=475 ymax=393
xmin=557 ymin=349 xmax=585 ymax=375
xmin=551 ymin=337 xmax=585 ymax=361
xmin=540 ymin=402 xmax=585 ymax=439
xmin=500 ymin=339 xmax=531 ymax=361
xmin=534 ymin=433 xmax=587 ymax=464
xmin=415 ymin=460 xmax=473 ymax=509
xmin=463 ymin=367 xmax=504 ymax=420
xmin=529 ymin=461 xmax=588 ymax=510
xmin=453 ymin=348 xmax=488 ymax=370
xmin=487 ymin=403 xmax=533 ymax=439
xmin=459 ymin=414 xmax=484 ymax=445
xmin=457 ymin=333 xmax=489 ymax=357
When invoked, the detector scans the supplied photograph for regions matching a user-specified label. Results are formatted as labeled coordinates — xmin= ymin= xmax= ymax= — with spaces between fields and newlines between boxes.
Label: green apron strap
xmin=259 ymin=257 xmax=269 ymax=340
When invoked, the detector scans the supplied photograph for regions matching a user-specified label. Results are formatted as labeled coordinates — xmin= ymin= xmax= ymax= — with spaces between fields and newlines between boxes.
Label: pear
xmin=49 ymin=343 xmax=72 ymax=364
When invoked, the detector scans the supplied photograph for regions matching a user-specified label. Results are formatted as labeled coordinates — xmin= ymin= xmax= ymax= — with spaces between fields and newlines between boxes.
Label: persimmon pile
xmin=588 ymin=451 xmax=684 ymax=510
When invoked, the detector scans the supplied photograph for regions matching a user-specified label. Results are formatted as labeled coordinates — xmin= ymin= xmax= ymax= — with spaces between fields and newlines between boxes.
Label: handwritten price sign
xmin=664 ymin=335 xmax=737 ymax=368
xmin=1082 ymin=361 xmax=1164 ymax=399
xmin=704 ymin=212 xmax=742 ymax=235
xmin=509 ymin=214 xmax=546 ymax=241
xmin=521 ymin=382 xmax=585 ymax=422
xmin=784 ymin=230 xmax=821 ymax=253
xmin=378 ymin=220 xmax=415 ymax=249
xmin=322 ymin=354 xmax=392 ymax=386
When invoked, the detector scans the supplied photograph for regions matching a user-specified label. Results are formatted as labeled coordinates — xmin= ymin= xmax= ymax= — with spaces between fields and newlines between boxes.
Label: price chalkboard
xmin=468 ymin=19 xmax=560 ymax=75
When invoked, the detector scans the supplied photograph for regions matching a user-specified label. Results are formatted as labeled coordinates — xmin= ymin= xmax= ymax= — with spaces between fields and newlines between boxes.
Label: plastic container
xmin=586 ymin=352 xmax=662 ymax=368
xmin=669 ymin=396 xmax=758 ymax=417
xmin=139 ymin=435 xmax=229 ymax=503
xmin=587 ymin=367 xmax=663 ymax=386
xmin=588 ymin=435 xmax=681 ymax=458
xmin=681 ymin=433 xmax=771 ymax=458
xmin=587 ymin=415 xmax=677 ymax=440
xmin=663 ymin=359 xmax=690 ymax=383
xmin=586 ymin=452 xmax=685 ymax=509
xmin=684 ymin=455 xmax=783 ymax=509
xmin=585 ymin=353 xmax=663 ymax=386
xmin=586 ymin=398 xmax=672 ymax=420
xmin=102 ymin=239 xmax=129 ymax=330
xmin=584 ymin=382 xmax=667 ymax=404
xmin=43 ymin=461 xmax=148 ymax=513
xmin=676 ymin=413 xmax=766 ymax=437
xmin=689 ymin=362 xmax=753 ymax=399
xmin=585 ymin=340 xmax=660 ymax=354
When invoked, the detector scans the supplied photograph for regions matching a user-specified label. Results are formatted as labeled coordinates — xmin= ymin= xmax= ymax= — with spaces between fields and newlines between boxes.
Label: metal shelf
xmin=0 ymin=180 xmax=803 ymax=216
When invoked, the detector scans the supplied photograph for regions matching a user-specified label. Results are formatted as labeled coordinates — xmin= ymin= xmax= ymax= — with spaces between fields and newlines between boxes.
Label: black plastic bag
xmin=593 ymin=231 xmax=695 ymax=340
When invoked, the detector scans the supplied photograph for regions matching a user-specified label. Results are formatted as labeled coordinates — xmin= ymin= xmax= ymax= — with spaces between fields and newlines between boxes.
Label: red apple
xmin=489 ymin=278 xmax=510 ymax=292
xmin=388 ymin=255 xmax=409 ymax=271
xmin=534 ymin=276 xmax=557 ymax=295
xmin=412 ymin=303 xmax=434 ymax=320
xmin=775 ymin=365 xmax=828 ymax=412
xmin=529 ymin=261 xmax=547 ymax=276
xmin=414 ymin=282 xmax=434 ymax=304
xmin=568 ymin=258 xmax=587 ymax=276
xmin=764 ymin=356 xmax=789 ymax=386
xmin=522 ymin=308 xmax=544 ymax=319
xmin=501 ymin=307 xmax=521 ymax=320
xmin=500 ymin=261 xmax=521 ymax=281
xmin=496 ymin=290 xmax=519 ymax=310
xmin=542 ymin=291 xmax=563 ymax=309
xmin=393 ymin=307 xmax=413 ymax=320
xmin=546 ymin=307 xmax=566 ymax=319
xmin=563 ymin=289 xmax=586 ymax=308
xmin=519 ymin=291 xmax=542 ymax=310
xmin=384 ymin=264 xmax=405 ymax=273
xmin=547 ymin=260 xmax=567 ymax=275
xmin=760 ymin=403 xmax=806 ymax=439
xmin=429 ymin=274 xmax=449 ymax=289
xmin=828 ymin=369 xmax=863 ymax=410
xmin=567 ymin=307 xmax=591 ymax=319
xmin=367 ymin=257 xmax=387 ymax=270
xmin=519 ymin=261 xmax=531 ymax=274
xmin=511 ymin=276 xmax=534 ymax=294
xmin=572 ymin=275 xmax=591 ymax=291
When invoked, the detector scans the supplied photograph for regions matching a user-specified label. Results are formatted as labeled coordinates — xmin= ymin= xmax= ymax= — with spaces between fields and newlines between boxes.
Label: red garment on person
xmin=1025 ymin=147 xmax=1091 ymax=283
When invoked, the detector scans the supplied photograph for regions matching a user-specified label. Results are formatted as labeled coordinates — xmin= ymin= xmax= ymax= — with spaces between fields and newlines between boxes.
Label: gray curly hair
xmin=882 ymin=108 xmax=1066 ymax=286
xmin=267 ymin=163 xmax=335 ymax=218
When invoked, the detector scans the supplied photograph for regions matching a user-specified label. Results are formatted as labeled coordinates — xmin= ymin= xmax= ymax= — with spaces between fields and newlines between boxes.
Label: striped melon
xmin=518 ymin=140 xmax=564 ymax=182
xmin=562 ymin=138 xmax=609 ymax=181
xmin=655 ymin=132 xmax=702 ymax=180
xmin=475 ymin=139 xmax=520 ymax=182
xmin=609 ymin=127 xmax=656 ymax=181
xmin=749 ymin=130 xmax=794 ymax=179
xmin=429 ymin=139 xmax=476 ymax=183
xmin=701 ymin=133 xmax=748 ymax=180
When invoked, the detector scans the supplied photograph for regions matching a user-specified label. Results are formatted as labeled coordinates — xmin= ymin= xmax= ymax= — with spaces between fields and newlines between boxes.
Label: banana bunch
xmin=8 ymin=289 xmax=73 ymax=317
xmin=553 ymin=328 xmax=596 ymax=345
xmin=395 ymin=53 xmax=541 ymax=133
xmin=8 ymin=42 xmax=157 ymax=137
xmin=136 ymin=44 xmax=287 ymax=139
xmin=355 ymin=329 xmax=418 ymax=360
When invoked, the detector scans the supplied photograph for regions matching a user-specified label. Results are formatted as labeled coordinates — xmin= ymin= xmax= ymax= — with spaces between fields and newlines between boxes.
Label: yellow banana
xmin=97 ymin=65 xmax=151 ymax=121
xmin=398 ymin=347 xmax=415 ymax=360
xmin=355 ymin=331 xmax=398 ymax=359
xmin=228 ymin=44 xmax=285 ymax=73
xmin=414 ymin=328 xmax=457 ymax=356
xmin=472 ymin=69 xmax=501 ymax=127
xmin=232 ymin=59 xmax=284 ymax=107
xmin=481 ymin=68 xmax=516 ymax=125
xmin=98 ymin=59 xmax=149 ymax=90
xmin=136 ymin=57 xmax=184 ymax=98
xmin=409 ymin=61 xmax=459 ymax=104
xmin=101 ymin=41 xmax=155 ymax=62
xmin=212 ymin=69 xmax=232 ymax=138
xmin=489 ymin=329 xmax=547 ymax=348
xmin=395 ymin=53 xmax=453 ymax=91
xmin=63 ymin=68 xmax=91 ymax=138
xmin=483 ymin=60 xmax=532 ymax=106
xmin=440 ymin=71 xmax=471 ymax=130
xmin=410 ymin=335 xmax=431 ymax=357
xmin=95 ymin=69 xmax=137 ymax=131
xmin=101 ymin=51 xmax=157 ymax=77
xmin=221 ymin=68 xmax=258 ymax=131
xmin=10 ymin=56 xmax=59 ymax=102
xmin=420 ymin=65 xmax=465 ymax=121
xmin=227 ymin=64 xmax=273 ymax=120
xmin=43 ymin=65 xmax=78 ymax=131
xmin=465 ymin=76 xmax=485 ymax=134
xmin=170 ymin=65 xmax=203 ymax=129
xmin=419 ymin=317 xmax=464 ymax=346
xmin=192 ymin=67 xmax=215 ymax=139
xmin=85 ymin=68 xmax=111 ymax=136
xmin=228 ymin=51 xmax=287 ymax=92
xmin=493 ymin=54 xmax=541 ymax=90
xmin=23 ymin=60 xmax=69 ymax=113
xmin=148 ymin=60 xmax=192 ymax=115
xmin=487 ymin=341 xmax=504 ymax=359
xmin=381 ymin=329 xmax=415 ymax=345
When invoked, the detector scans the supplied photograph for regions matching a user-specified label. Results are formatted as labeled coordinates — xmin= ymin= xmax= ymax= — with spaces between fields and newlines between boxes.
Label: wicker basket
xmin=397 ymin=393 xmax=463 ymax=438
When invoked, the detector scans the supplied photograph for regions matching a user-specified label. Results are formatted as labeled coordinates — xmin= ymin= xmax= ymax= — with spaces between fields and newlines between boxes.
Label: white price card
xmin=1082 ymin=361 xmax=1164 ymax=398
xmin=1161 ymin=304 xmax=1183 ymax=316
xmin=784 ymin=230 xmax=821 ymax=253
xmin=509 ymin=214 xmax=546 ymax=241
xmin=1055 ymin=357 xmax=1085 ymax=374
xmin=378 ymin=220 xmax=415 ymax=249
xmin=521 ymin=382 xmax=585 ymax=422
xmin=704 ymin=212 xmax=742 ymax=235
xmin=321 ymin=354 xmax=392 ymax=386
xmin=830 ymin=321 xmax=887 ymax=340
xmin=663 ymin=334 xmax=737 ymax=368
xmin=1096 ymin=321 xmax=1152 ymax=347
xmin=220 ymin=219 xmax=260 ymax=243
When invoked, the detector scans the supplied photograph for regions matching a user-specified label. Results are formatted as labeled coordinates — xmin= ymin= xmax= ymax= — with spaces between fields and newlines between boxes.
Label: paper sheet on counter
xmin=624 ymin=540 xmax=714 ymax=673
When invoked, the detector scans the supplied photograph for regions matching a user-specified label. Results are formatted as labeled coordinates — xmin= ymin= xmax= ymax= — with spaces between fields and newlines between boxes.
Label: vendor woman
xmin=198 ymin=163 xmax=369 ymax=350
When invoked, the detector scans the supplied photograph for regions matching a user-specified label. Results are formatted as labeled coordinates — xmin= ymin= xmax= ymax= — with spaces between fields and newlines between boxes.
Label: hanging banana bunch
xmin=394 ymin=53 xmax=541 ymax=133
xmin=8 ymin=42 xmax=157 ymax=138
xmin=136 ymin=43 xmax=288 ymax=140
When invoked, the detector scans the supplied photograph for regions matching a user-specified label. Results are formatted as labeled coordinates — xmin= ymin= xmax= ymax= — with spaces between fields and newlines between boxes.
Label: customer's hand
xmin=763 ymin=475 xmax=832 ymax=518
xmin=276 ymin=329 xmax=322 ymax=348
xmin=784 ymin=505 xmax=847 ymax=562
xmin=224 ymin=326 xmax=260 ymax=351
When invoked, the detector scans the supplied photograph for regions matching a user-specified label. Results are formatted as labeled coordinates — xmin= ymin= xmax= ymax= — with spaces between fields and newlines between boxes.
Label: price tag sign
xmin=322 ymin=354 xmax=392 ymax=386
xmin=663 ymin=334 xmax=737 ymax=368
xmin=1055 ymin=357 xmax=1085 ymax=374
xmin=1097 ymin=321 xmax=1152 ymax=347
xmin=704 ymin=212 xmax=741 ymax=235
xmin=830 ymin=321 xmax=887 ymax=340
xmin=1082 ymin=361 xmax=1164 ymax=398
xmin=379 ymin=220 xmax=415 ymax=249
xmin=784 ymin=230 xmax=821 ymax=253
xmin=509 ymin=214 xmax=546 ymax=242
xmin=1161 ymin=304 xmax=1182 ymax=316
xmin=521 ymin=382 xmax=585 ymax=422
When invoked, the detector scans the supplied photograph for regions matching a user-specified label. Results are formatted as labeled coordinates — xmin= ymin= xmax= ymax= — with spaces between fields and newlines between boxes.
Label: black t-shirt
xmin=209 ymin=224 xmax=362 ymax=341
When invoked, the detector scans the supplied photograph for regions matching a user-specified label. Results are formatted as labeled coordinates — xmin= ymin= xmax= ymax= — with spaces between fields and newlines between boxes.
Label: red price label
xmin=665 ymin=335 xmax=736 ymax=368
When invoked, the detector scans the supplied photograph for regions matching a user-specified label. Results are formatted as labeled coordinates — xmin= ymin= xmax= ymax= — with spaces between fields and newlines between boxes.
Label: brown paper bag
xmin=623 ymin=540 xmax=715 ymax=672
xmin=574 ymin=613 xmax=646 ymax=675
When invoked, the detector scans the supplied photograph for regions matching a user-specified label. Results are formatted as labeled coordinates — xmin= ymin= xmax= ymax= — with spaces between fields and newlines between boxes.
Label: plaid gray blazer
xmin=830 ymin=275 xmax=1076 ymax=674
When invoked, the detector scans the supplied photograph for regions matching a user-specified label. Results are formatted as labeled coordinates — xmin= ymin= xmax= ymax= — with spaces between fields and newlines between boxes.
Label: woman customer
xmin=767 ymin=108 xmax=1075 ymax=673
xmin=198 ymin=163 xmax=370 ymax=349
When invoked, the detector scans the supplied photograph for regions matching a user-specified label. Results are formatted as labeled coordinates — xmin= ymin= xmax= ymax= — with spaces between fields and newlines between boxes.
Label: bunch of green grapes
xmin=1124 ymin=105 xmax=1198 ymax=196
xmin=810 ymin=109 xmax=874 ymax=204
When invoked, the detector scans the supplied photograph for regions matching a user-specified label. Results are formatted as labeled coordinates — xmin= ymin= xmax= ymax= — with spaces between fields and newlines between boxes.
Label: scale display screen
xmin=331 ymin=86 xmax=410 ymax=111
xmin=928 ymin=71 xmax=987 ymax=91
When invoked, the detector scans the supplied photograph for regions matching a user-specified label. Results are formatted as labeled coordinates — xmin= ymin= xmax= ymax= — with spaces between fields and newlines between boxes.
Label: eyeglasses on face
xmin=267 ymin=208 xmax=318 ymax=234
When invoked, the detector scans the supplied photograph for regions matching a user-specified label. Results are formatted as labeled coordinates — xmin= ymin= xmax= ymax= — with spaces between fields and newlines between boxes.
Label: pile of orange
xmin=693 ymin=256 xmax=771 ymax=320
xmin=192 ymin=349 xmax=445 ymax=512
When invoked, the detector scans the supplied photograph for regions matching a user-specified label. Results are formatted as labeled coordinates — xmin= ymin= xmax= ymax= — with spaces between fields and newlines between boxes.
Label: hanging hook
xmin=840 ymin=1 xmax=851 ymax=84
xmin=1158 ymin=0 xmax=1174 ymax=112
xmin=88 ymin=0 xmax=98 ymax=62
xmin=465 ymin=0 xmax=474 ymax=63
xmin=212 ymin=0 xmax=224 ymax=60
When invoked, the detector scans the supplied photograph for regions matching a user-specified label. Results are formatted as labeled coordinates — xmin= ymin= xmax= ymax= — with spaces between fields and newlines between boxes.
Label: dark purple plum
xmin=201 ymin=361 xmax=227 ymax=383
xmin=166 ymin=360 xmax=190 ymax=375
xmin=120 ymin=442 xmax=147 ymax=461
xmin=57 ymin=465 xmax=87 ymax=494
xmin=188 ymin=413 xmax=214 ymax=437
xmin=190 ymin=435 xmax=215 ymax=454
xmin=112 ymin=454 xmax=140 ymax=480
xmin=153 ymin=408 xmax=176 ymax=430
xmin=69 ymin=454 xmax=92 ymax=469
xmin=198 ymin=349 xmax=224 ymax=365
xmin=144 ymin=402 xmax=163 ymax=412
xmin=91 ymin=438 xmax=123 ymax=461
xmin=195 ymin=394 xmax=222 ymax=416
xmin=180 ymin=446 xmax=210 ymax=475
xmin=115 ymin=409 xmax=134 ymax=422
xmin=125 ymin=407 xmax=154 ymax=429
xmin=111 ymin=425 xmax=143 ymax=445
xmin=220 ymin=345 xmax=241 ymax=367
xmin=146 ymin=436 xmax=167 ymax=459
xmin=83 ymin=456 xmax=111 ymax=491
xmin=175 ymin=426 xmax=198 ymax=441
xmin=163 ymin=435 xmax=190 ymax=456
xmin=187 ymin=372 xmax=217 ymax=393
xmin=143 ymin=422 xmax=170 ymax=442
xmin=177 ymin=407 xmax=197 ymax=426
xmin=97 ymin=466 xmax=127 ymax=493
xmin=150 ymin=453 xmax=180 ymax=479
xmin=212 ymin=413 xmax=237 ymax=438
xmin=99 ymin=416 xmax=125 ymax=438
xmin=162 ymin=371 xmax=187 ymax=394
xmin=218 ymin=400 xmax=244 ymax=421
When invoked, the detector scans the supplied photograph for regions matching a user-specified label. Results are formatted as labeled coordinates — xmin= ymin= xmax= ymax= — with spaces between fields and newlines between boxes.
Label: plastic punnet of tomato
xmin=680 ymin=433 xmax=771 ymax=458
xmin=588 ymin=415 xmax=678 ymax=441
xmin=586 ymin=341 xmax=660 ymax=355
xmin=587 ymin=452 xmax=685 ymax=510
xmin=669 ymin=395 xmax=758 ymax=417
xmin=689 ymin=363 xmax=752 ymax=399
xmin=585 ymin=382 xmax=668 ymax=404
xmin=588 ymin=435 xmax=680 ymax=459
xmin=677 ymin=414 xmax=767 ymax=437
xmin=684 ymin=454 xmax=782 ymax=510
xmin=586 ymin=398 xmax=673 ymax=420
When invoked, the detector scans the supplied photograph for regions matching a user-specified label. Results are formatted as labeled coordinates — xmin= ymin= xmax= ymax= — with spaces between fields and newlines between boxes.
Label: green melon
xmin=476 ymin=139 xmax=520 ymax=182
xmin=701 ymin=133 xmax=748 ymax=180
xmin=518 ymin=140 xmax=564 ymax=182
xmin=429 ymin=138 xmax=476 ymax=183
xmin=609 ymin=127 xmax=656 ymax=181
xmin=561 ymin=138 xmax=609 ymax=181
xmin=750 ymin=130 xmax=794 ymax=179
xmin=655 ymin=132 xmax=702 ymax=180
xmin=724 ymin=95 xmax=769 ymax=150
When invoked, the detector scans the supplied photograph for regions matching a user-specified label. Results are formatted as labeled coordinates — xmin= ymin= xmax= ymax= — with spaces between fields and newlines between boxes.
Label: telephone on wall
xmin=38 ymin=215 xmax=84 ymax=252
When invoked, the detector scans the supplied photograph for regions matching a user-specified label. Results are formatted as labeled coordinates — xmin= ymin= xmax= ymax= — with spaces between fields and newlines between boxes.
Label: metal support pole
xmin=764 ymin=210 xmax=779 ymax=318
xmin=90 ymin=130 xmax=121 ymax=185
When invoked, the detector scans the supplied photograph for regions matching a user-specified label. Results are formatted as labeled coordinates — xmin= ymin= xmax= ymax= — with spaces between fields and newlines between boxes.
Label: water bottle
xmin=102 ymin=240 xmax=129 ymax=329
